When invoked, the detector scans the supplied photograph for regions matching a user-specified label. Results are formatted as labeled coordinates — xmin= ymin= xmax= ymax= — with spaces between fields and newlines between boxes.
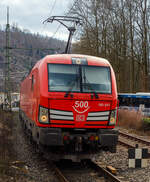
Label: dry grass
xmin=118 ymin=109 xmax=143 ymax=130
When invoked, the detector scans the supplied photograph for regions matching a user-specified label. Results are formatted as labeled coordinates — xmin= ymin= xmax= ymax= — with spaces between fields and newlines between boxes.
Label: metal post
xmin=4 ymin=6 xmax=11 ymax=110
xmin=65 ymin=27 xmax=76 ymax=53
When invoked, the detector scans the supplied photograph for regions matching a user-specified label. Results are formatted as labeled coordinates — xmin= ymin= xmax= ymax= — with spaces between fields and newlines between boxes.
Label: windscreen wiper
xmin=83 ymin=70 xmax=99 ymax=99
xmin=64 ymin=76 xmax=79 ymax=98
xmin=83 ymin=82 xmax=99 ymax=99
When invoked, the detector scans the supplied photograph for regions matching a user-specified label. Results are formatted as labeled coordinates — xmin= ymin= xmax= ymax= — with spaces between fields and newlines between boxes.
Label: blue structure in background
xmin=118 ymin=93 xmax=150 ymax=117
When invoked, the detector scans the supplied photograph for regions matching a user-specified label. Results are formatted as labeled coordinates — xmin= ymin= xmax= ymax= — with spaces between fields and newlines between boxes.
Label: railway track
xmin=21 ymin=116 xmax=126 ymax=182
xmin=118 ymin=130 xmax=150 ymax=156
xmin=52 ymin=162 xmax=70 ymax=182
xmin=53 ymin=160 xmax=127 ymax=182
xmin=87 ymin=160 xmax=127 ymax=182
xmin=119 ymin=131 xmax=150 ymax=146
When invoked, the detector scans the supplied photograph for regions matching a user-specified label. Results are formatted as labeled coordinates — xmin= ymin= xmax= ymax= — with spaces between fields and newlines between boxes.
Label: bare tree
xmin=70 ymin=0 xmax=150 ymax=92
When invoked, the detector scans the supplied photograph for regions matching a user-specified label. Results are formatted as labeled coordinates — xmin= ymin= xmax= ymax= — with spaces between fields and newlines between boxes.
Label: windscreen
xmin=48 ymin=64 xmax=111 ymax=93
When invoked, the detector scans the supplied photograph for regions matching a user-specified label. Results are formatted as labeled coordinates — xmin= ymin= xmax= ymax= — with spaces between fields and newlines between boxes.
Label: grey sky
xmin=0 ymin=0 xmax=73 ymax=40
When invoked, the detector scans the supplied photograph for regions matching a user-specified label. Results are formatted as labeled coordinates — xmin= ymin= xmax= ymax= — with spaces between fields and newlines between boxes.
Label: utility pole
xmin=4 ymin=6 xmax=11 ymax=110
xmin=2 ymin=11 xmax=62 ymax=111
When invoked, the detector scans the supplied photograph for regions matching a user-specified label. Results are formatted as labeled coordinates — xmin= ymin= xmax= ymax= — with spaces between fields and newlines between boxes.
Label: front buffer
xmin=34 ymin=126 xmax=118 ymax=154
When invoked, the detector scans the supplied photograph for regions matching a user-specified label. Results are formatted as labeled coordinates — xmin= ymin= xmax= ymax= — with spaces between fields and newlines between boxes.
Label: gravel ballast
xmin=96 ymin=144 xmax=150 ymax=182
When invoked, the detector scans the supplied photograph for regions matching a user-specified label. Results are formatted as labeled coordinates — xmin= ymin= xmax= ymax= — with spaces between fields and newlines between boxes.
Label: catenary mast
xmin=4 ymin=6 xmax=11 ymax=110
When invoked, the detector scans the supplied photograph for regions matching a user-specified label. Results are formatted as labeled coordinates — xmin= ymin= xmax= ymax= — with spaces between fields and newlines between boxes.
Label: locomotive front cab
xmin=37 ymin=55 xmax=118 ymax=154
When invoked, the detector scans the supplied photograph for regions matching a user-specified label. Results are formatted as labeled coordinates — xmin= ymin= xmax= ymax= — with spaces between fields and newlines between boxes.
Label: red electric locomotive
xmin=19 ymin=54 xmax=118 ymax=159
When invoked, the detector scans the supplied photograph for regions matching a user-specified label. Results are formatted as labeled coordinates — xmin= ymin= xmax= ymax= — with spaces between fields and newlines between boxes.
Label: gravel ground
xmin=58 ymin=161 xmax=101 ymax=182
xmin=96 ymin=143 xmax=150 ymax=182
xmin=0 ymin=111 xmax=58 ymax=182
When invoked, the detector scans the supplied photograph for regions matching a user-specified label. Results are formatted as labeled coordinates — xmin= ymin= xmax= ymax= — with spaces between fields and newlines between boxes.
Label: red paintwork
xmin=20 ymin=54 xmax=118 ymax=129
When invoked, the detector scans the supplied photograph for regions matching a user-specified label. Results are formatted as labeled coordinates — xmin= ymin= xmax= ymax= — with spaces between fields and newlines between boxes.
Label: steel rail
xmin=88 ymin=160 xmax=124 ymax=182
xmin=119 ymin=131 xmax=150 ymax=146
xmin=53 ymin=163 xmax=70 ymax=182
xmin=118 ymin=131 xmax=150 ymax=157
xmin=118 ymin=139 xmax=135 ymax=148
xmin=118 ymin=139 xmax=150 ymax=157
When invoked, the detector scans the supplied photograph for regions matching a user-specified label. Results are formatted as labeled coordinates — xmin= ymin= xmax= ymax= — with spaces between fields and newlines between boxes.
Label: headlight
xmin=39 ymin=106 xmax=49 ymax=124
xmin=109 ymin=109 xmax=117 ymax=126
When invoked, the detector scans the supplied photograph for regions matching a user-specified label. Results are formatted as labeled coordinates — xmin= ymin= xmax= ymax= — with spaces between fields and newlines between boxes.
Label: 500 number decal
xmin=74 ymin=101 xmax=89 ymax=108
xmin=73 ymin=101 xmax=90 ymax=114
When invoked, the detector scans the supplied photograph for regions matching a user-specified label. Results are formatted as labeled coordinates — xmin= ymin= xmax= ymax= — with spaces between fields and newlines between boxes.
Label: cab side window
xmin=31 ymin=75 xmax=34 ymax=91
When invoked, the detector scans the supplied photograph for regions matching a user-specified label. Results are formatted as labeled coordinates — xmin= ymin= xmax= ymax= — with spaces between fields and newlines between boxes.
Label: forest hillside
xmin=0 ymin=25 xmax=66 ymax=91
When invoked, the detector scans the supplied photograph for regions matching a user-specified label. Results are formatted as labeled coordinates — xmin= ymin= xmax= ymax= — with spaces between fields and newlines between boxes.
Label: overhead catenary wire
xmin=64 ymin=0 xmax=82 ymax=43
xmin=65 ymin=0 xmax=76 ymax=16
xmin=43 ymin=16 xmax=82 ymax=53
xmin=65 ymin=0 xmax=83 ymax=41
xmin=40 ymin=0 xmax=57 ymax=36
xmin=41 ymin=1 xmax=82 ymax=52
xmin=42 ymin=0 xmax=81 ymax=42
xmin=50 ymin=23 xmax=62 ymax=39
xmin=49 ymin=0 xmax=57 ymax=17
xmin=41 ymin=0 xmax=72 ymax=41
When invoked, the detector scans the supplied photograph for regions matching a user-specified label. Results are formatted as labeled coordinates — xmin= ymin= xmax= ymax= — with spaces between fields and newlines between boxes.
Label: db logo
xmin=72 ymin=101 xmax=90 ymax=114
xmin=76 ymin=115 xmax=85 ymax=121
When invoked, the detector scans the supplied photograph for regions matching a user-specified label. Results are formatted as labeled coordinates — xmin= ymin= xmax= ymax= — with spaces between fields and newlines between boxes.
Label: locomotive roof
xmin=34 ymin=54 xmax=110 ymax=68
